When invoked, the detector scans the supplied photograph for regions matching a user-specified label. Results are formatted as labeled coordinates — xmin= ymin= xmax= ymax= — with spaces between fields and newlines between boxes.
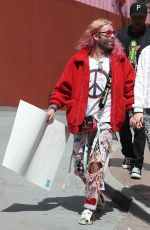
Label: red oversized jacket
xmin=50 ymin=49 xmax=135 ymax=134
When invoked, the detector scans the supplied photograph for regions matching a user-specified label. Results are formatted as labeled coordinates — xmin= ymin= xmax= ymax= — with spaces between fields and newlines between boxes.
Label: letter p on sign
xmin=137 ymin=5 xmax=141 ymax=10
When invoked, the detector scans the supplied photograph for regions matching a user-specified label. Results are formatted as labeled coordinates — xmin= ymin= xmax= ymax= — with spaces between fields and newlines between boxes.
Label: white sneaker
xmin=130 ymin=167 xmax=141 ymax=179
xmin=79 ymin=209 xmax=94 ymax=225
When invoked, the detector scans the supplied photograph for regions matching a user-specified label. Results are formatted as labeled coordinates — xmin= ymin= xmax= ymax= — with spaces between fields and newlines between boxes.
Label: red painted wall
xmin=0 ymin=0 xmax=128 ymax=108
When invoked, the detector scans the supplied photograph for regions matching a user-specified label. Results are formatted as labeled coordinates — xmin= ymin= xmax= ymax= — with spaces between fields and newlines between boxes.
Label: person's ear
xmin=93 ymin=33 xmax=100 ymax=41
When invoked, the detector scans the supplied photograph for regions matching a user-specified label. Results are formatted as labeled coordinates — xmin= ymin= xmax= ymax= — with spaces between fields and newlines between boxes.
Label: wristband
xmin=49 ymin=104 xmax=58 ymax=112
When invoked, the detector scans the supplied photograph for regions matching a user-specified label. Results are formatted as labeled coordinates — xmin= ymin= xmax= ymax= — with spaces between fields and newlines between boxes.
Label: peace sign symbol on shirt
xmin=88 ymin=69 xmax=109 ymax=99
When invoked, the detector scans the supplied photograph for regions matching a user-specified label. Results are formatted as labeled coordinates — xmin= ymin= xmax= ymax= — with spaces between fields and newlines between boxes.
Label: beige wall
xmin=0 ymin=0 xmax=128 ymax=108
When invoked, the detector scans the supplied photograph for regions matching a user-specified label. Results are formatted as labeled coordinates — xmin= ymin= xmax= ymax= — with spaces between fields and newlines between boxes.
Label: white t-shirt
xmin=86 ymin=56 xmax=111 ymax=123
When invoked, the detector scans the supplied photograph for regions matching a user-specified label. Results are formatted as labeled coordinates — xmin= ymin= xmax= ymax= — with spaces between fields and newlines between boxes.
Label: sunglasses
xmin=97 ymin=30 xmax=116 ymax=38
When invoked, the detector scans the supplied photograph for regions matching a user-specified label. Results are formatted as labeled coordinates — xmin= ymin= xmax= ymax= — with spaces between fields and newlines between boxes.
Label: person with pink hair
xmin=47 ymin=18 xmax=135 ymax=225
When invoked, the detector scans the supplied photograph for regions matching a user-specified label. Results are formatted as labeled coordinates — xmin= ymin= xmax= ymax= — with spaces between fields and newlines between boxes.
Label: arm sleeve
xmin=123 ymin=57 xmax=135 ymax=111
xmin=49 ymin=57 xmax=73 ymax=108
xmin=132 ymin=51 xmax=145 ymax=112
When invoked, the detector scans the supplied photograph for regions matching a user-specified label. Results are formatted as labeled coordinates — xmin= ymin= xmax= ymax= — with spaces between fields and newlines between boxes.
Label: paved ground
xmin=0 ymin=106 xmax=149 ymax=229
xmin=115 ymin=213 xmax=150 ymax=230
xmin=108 ymin=138 xmax=150 ymax=223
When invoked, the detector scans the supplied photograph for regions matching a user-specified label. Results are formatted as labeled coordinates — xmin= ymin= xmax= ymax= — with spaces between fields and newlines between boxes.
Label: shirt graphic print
xmin=86 ymin=57 xmax=111 ymax=123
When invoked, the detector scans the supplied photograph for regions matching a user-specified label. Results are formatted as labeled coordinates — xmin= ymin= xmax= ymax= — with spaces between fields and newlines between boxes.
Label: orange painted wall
xmin=0 ymin=0 xmax=128 ymax=108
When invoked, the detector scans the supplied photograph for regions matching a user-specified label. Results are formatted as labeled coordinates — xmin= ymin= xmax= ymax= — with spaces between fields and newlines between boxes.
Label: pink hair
xmin=76 ymin=18 xmax=123 ymax=56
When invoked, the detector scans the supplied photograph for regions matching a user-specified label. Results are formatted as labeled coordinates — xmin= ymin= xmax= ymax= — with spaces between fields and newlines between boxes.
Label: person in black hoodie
xmin=117 ymin=1 xmax=150 ymax=179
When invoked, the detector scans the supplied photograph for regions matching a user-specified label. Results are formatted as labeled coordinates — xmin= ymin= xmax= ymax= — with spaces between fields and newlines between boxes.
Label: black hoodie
xmin=117 ymin=25 xmax=150 ymax=64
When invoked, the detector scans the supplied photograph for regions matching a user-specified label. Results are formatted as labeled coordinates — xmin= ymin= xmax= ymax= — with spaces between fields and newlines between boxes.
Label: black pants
xmin=119 ymin=113 xmax=146 ymax=169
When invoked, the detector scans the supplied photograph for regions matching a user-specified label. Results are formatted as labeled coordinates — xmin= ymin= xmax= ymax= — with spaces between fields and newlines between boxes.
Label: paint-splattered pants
xmin=73 ymin=122 xmax=112 ymax=210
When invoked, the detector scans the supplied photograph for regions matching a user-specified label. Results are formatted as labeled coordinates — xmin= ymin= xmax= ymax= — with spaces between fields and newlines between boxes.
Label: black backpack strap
xmin=99 ymin=70 xmax=111 ymax=109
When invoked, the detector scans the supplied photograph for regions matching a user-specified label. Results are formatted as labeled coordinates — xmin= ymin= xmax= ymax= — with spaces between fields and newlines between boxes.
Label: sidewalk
xmin=0 ymin=106 xmax=150 ymax=226
xmin=105 ymin=141 xmax=150 ymax=224
xmin=0 ymin=107 xmax=133 ymax=229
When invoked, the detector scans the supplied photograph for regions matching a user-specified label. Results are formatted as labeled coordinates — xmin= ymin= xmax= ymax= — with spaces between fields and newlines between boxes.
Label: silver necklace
xmin=94 ymin=56 xmax=105 ymax=71
xmin=97 ymin=61 xmax=103 ymax=71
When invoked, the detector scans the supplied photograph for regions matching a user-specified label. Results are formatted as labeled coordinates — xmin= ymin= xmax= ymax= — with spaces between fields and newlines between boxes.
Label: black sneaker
xmin=130 ymin=166 xmax=142 ymax=179
xmin=122 ymin=157 xmax=133 ymax=169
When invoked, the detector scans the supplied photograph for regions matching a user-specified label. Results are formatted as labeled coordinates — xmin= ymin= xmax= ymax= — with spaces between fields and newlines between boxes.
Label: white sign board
xmin=2 ymin=100 xmax=70 ymax=191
